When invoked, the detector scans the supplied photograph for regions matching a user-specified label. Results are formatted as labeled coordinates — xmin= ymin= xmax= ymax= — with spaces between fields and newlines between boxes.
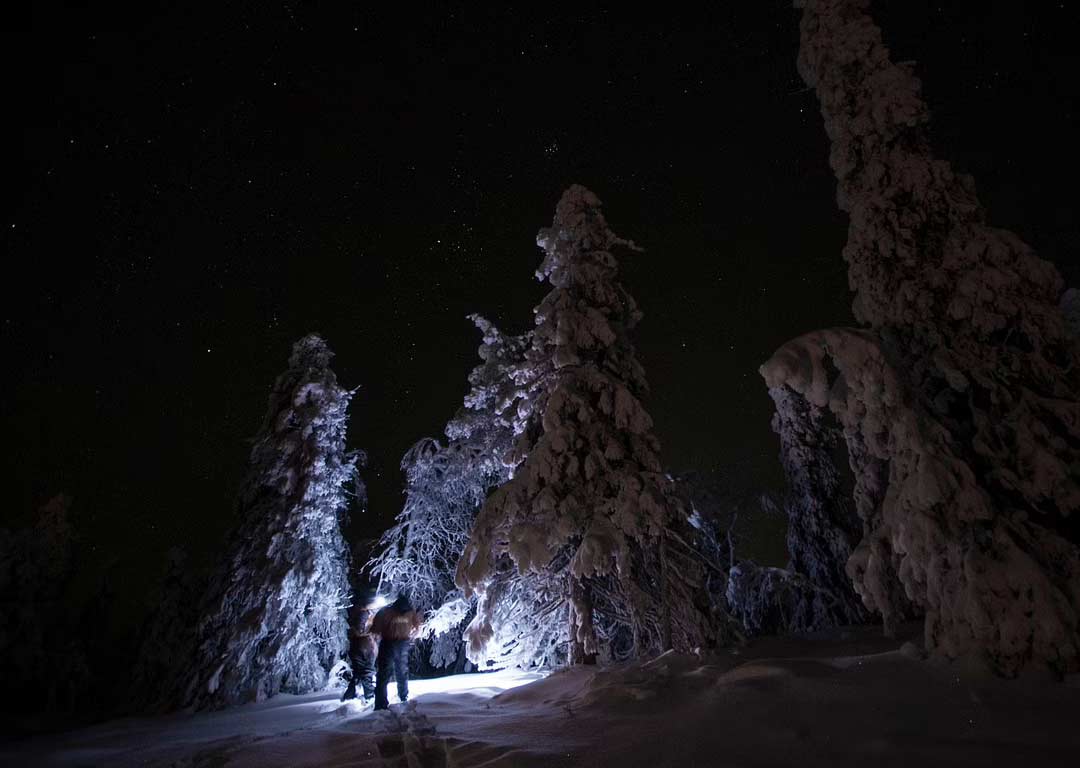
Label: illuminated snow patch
xmin=410 ymin=668 xmax=546 ymax=697
xmin=328 ymin=668 xmax=547 ymax=715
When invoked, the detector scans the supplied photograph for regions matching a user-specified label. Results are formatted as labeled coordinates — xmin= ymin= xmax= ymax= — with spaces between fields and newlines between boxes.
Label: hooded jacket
xmin=370 ymin=597 xmax=422 ymax=641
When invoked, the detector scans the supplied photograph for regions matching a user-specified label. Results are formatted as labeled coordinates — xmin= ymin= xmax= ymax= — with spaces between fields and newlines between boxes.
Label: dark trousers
xmin=343 ymin=650 xmax=376 ymax=700
xmin=373 ymin=639 xmax=411 ymax=710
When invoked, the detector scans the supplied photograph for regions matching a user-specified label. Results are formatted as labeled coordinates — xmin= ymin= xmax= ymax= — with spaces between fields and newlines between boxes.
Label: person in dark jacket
xmin=370 ymin=591 xmax=422 ymax=710
xmin=341 ymin=589 xmax=378 ymax=703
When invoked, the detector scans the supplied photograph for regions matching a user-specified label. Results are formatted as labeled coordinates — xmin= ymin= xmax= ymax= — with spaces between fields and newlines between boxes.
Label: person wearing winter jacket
xmin=370 ymin=592 xmax=422 ymax=710
xmin=341 ymin=590 xmax=379 ymax=703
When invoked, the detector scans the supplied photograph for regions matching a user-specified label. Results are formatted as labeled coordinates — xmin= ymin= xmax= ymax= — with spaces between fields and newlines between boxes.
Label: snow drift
xmin=9 ymin=625 xmax=1080 ymax=767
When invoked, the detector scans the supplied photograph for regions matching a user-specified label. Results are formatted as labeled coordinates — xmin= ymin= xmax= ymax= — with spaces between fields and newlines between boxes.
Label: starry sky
xmin=5 ymin=2 xmax=1079 ymax=615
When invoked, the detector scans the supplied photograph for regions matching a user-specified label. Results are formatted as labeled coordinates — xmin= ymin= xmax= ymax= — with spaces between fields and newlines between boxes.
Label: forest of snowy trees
xmin=113 ymin=186 xmax=778 ymax=712
xmin=4 ymin=0 xmax=1079 ymax=738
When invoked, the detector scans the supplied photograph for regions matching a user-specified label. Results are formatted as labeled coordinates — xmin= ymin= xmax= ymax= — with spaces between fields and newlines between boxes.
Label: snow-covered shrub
xmin=184 ymin=334 xmax=360 ymax=709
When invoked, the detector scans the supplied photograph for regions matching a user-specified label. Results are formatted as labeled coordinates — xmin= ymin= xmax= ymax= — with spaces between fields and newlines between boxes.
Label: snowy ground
xmin=6 ymin=625 xmax=1080 ymax=767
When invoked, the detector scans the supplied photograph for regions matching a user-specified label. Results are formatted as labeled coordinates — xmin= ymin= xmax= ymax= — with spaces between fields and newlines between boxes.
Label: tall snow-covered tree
xmin=370 ymin=316 xmax=533 ymax=669
xmin=456 ymin=185 xmax=723 ymax=666
xmin=185 ymin=334 xmax=359 ymax=709
xmin=760 ymin=0 xmax=1080 ymax=675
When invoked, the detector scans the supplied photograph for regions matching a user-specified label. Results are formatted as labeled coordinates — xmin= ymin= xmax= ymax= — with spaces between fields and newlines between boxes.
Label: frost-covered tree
xmin=184 ymin=334 xmax=360 ymax=708
xmin=761 ymin=0 xmax=1080 ymax=675
xmin=371 ymin=316 xmax=532 ymax=670
xmin=457 ymin=186 xmax=725 ymax=666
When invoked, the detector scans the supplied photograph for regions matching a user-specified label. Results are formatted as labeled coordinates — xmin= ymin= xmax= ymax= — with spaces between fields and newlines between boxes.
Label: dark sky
xmin=5 ymin=2 xmax=1079 ymax=616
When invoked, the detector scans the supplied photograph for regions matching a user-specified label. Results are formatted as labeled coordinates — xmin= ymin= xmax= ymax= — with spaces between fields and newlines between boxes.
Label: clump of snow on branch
xmin=464 ymin=562 xmax=569 ymax=669
xmin=457 ymin=185 xmax=731 ymax=666
xmin=183 ymin=334 xmax=360 ymax=708
xmin=420 ymin=596 xmax=471 ymax=641
xmin=764 ymin=0 xmax=1080 ymax=676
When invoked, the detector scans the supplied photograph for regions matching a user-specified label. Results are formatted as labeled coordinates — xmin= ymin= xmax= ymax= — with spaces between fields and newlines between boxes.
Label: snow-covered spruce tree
xmin=370 ymin=316 xmax=535 ymax=670
xmin=760 ymin=0 xmax=1080 ymax=675
xmin=185 ymin=334 xmax=359 ymax=708
xmin=456 ymin=185 xmax=726 ymax=666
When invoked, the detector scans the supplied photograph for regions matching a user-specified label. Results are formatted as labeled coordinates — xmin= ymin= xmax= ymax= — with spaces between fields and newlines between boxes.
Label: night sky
xmin=5 ymin=2 xmax=1079 ymax=619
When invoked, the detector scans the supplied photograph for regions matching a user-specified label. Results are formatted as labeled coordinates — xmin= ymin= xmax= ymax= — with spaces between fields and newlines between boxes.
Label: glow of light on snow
xmin=404 ymin=668 xmax=544 ymax=697
xmin=367 ymin=594 xmax=390 ymax=610
xmin=328 ymin=668 xmax=547 ymax=715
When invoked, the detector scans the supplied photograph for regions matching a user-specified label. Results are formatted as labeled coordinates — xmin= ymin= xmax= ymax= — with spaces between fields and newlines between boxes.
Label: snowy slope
xmin=6 ymin=626 xmax=1080 ymax=767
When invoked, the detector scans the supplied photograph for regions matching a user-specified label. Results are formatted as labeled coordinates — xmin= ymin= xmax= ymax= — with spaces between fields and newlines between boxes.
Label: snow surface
xmin=7 ymin=626 xmax=1080 ymax=767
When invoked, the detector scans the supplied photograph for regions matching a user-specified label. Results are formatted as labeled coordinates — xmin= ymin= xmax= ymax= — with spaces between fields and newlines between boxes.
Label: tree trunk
xmin=568 ymin=575 xmax=597 ymax=665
